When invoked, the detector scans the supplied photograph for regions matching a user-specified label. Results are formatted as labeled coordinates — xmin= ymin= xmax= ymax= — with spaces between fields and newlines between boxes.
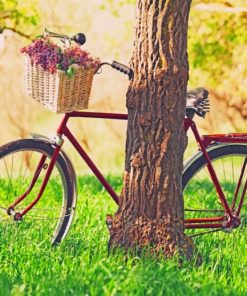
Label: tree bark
xmin=108 ymin=0 xmax=194 ymax=259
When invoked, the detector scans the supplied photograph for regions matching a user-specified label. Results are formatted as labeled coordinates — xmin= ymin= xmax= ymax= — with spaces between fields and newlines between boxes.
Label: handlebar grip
xmin=111 ymin=61 xmax=134 ymax=80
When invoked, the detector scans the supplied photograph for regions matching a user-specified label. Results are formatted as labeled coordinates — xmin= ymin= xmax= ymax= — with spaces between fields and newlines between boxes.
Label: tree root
xmin=106 ymin=214 xmax=197 ymax=262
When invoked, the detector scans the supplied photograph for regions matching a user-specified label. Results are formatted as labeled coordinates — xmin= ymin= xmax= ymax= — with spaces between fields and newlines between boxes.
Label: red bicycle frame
xmin=10 ymin=111 xmax=247 ymax=231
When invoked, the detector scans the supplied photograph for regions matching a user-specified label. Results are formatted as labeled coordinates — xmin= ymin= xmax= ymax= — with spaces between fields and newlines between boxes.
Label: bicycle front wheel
xmin=0 ymin=139 xmax=75 ymax=245
xmin=183 ymin=144 xmax=247 ymax=236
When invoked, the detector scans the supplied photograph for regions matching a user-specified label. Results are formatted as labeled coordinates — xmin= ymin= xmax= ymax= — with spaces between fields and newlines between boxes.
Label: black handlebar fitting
xmin=71 ymin=33 xmax=86 ymax=45
xmin=111 ymin=61 xmax=134 ymax=80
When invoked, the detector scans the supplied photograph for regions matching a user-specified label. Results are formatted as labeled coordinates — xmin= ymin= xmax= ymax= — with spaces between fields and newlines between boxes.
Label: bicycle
xmin=0 ymin=31 xmax=246 ymax=244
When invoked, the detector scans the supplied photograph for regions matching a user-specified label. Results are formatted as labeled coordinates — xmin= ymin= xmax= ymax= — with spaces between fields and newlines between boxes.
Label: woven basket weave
xmin=23 ymin=55 xmax=95 ymax=113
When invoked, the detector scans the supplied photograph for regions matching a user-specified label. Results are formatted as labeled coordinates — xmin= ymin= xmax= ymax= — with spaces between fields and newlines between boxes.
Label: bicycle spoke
xmin=3 ymin=158 xmax=13 ymax=204
xmin=184 ymin=166 xmax=222 ymax=213
xmin=188 ymin=228 xmax=223 ymax=237
xmin=184 ymin=208 xmax=224 ymax=213
xmin=18 ymin=151 xmax=34 ymax=196
xmin=0 ymin=194 xmax=9 ymax=209
xmin=17 ymin=151 xmax=25 ymax=197
xmin=25 ymin=214 xmax=70 ymax=221
xmin=221 ymin=157 xmax=227 ymax=187
xmin=16 ymin=207 xmax=65 ymax=211
xmin=231 ymin=156 xmax=235 ymax=185
xmin=186 ymin=174 xmax=210 ymax=208
xmin=25 ymin=216 xmax=61 ymax=220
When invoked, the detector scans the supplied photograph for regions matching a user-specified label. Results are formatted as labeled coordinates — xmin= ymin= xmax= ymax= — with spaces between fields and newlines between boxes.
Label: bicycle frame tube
xmin=57 ymin=112 xmax=128 ymax=205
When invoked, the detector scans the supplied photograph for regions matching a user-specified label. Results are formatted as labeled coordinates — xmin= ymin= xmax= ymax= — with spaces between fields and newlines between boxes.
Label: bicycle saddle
xmin=186 ymin=87 xmax=210 ymax=118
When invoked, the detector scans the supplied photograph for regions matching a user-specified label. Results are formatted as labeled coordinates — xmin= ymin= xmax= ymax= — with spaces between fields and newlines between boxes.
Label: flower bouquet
xmin=21 ymin=36 xmax=101 ymax=113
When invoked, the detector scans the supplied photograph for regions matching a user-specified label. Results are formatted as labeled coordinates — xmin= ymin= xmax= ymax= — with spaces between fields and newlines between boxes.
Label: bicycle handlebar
xmin=111 ymin=61 xmax=134 ymax=80
xmin=44 ymin=29 xmax=86 ymax=46
xmin=44 ymin=29 xmax=134 ymax=80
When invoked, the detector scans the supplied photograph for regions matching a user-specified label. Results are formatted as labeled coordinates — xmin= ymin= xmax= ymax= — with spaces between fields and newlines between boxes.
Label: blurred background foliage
xmin=0 ymin=0 xmax=246 ymax=173
xmin=0 ymin=0 xmax=39 ymax=37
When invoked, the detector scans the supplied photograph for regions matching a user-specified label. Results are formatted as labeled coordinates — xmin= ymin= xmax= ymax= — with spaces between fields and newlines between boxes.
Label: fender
xmin=30 ymin=133 xmax=78 ymax=208
xmin=183 ymin=142 xmax=247 ymax=174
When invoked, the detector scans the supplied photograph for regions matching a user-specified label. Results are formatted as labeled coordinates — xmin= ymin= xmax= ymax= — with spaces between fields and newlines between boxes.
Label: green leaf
xmin=56 ymin=64 xmax=62 ymax=70
xmin=66 ymin=66 xmax=76 ymax=77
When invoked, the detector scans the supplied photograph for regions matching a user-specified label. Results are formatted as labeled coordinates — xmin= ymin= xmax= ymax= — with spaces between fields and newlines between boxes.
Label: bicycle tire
xmin=182 ymin=144 xmax=247 ymax=236
xmin=0 ymin=139 xmax=75 ymax=245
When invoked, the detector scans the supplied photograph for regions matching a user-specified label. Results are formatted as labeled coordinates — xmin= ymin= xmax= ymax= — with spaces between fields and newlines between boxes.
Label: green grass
xmin=0 ymin=176 xmax=246 ymax=296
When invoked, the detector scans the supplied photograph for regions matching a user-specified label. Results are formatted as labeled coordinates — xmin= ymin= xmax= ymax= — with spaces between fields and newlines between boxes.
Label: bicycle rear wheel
xmin=0 ymin=139 xmax=75 ymax=245
xmin=182 ymin=144 xmax=247 ymax=236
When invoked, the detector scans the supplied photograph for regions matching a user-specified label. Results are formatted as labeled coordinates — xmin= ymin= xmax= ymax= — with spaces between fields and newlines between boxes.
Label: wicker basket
xmin=23 ymin=55 xmax=96 ymax=113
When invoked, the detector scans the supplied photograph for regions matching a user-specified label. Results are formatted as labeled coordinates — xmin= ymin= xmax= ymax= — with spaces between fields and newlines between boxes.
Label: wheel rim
xmin=183 ymin=153 xmax=247 ymax=236
xmin=0 ymin=147 xmax=69 ymax=244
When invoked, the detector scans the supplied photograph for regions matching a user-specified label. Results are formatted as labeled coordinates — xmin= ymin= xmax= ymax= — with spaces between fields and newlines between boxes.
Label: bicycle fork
xmin=7 ymin=136 xmax=63 ymax=221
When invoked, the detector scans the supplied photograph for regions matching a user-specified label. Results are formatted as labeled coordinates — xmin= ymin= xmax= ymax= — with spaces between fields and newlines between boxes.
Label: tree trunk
xmin=108 ymin=0 xmax=194 ymax=259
